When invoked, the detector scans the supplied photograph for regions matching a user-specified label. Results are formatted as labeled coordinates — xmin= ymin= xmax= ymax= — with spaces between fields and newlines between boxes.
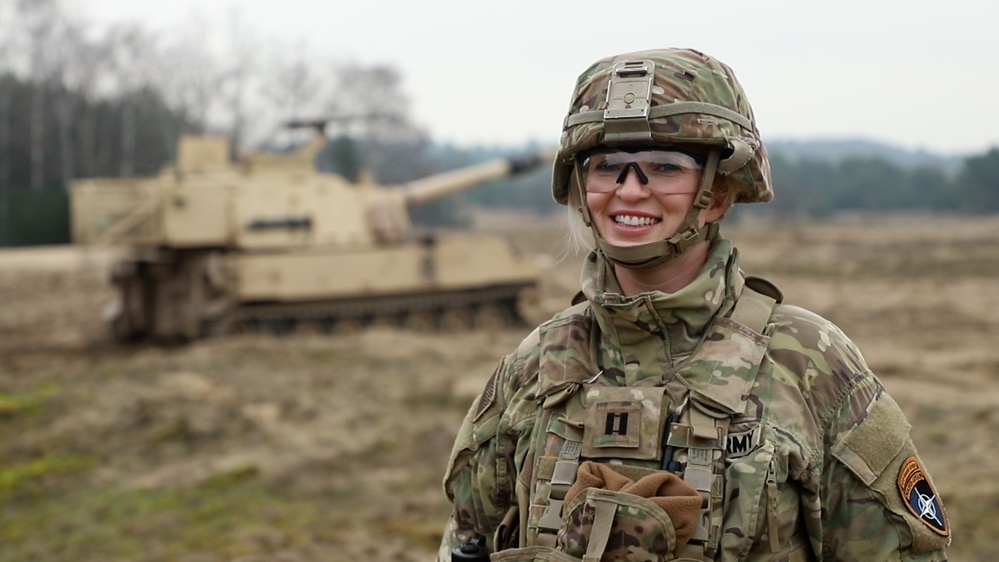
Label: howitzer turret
xmin=70 ymin=130 xmax=550 ymax=342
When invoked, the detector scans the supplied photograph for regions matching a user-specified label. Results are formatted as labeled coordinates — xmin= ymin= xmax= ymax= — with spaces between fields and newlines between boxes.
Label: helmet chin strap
xmin=575 ymin=148 xmax=722 ymax=270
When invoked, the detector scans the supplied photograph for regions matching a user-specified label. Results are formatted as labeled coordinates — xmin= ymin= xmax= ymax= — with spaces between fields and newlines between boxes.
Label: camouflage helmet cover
xmin=552 ymin=48 xmax=773 ymax=206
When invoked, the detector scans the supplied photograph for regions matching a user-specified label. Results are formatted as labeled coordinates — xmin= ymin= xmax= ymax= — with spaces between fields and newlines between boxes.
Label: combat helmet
xmin=553 ymin=48 xmax=773 ymax=268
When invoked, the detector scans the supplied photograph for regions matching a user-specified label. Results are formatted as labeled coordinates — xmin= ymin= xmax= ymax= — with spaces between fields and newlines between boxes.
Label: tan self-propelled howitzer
xmin=70 ymin=130 xmax=549 ymax=342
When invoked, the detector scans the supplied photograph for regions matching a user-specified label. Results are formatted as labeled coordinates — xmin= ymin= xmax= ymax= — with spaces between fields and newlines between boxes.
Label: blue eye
xmin=594 ymin=160 xmax=622 ymax=172
xmin=651 ymin=162 xmax=682 ymax=173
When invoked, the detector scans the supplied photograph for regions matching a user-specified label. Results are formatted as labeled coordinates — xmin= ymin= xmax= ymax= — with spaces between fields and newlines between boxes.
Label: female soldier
xmin=438 ymin=48 xmax=950 ymax=561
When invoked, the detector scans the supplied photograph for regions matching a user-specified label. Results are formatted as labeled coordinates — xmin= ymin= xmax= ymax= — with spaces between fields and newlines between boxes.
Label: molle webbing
xmin=675 ymin=406 xmax=731 ymax=559
xmin=535 ymin=435 xmax=583 ymax=547
xmin=564 ymin=101 xmax=754 ymax=132
xmin=675 ymin=280 xmax=780 ymax=559
xmin=525 ymin=277 xmax=781 ymax=559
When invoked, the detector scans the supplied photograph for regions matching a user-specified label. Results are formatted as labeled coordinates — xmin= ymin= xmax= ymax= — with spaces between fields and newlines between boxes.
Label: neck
xmin=612 ymin=240 xmax=712 ymax=296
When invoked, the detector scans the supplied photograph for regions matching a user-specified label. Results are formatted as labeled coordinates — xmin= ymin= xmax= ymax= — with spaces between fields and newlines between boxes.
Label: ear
xmin=703 ymin=196 xmax=731 ymax=223
xmin=699 ymin=179 xmax=734 ymax=224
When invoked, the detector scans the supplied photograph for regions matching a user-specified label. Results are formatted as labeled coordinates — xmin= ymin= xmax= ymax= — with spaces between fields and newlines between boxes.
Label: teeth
xmin=615 ymin=215 xmax=660 ymax=226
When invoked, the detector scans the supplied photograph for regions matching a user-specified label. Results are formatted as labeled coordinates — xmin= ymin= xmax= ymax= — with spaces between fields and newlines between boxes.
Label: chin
xmin=606 ymin=237 xmax=660 ymax=248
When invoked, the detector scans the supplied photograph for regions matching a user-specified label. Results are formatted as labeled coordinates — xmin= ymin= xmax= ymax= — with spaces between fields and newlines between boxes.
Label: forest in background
xmin=1 ymin=0 xmax=998 ymax=246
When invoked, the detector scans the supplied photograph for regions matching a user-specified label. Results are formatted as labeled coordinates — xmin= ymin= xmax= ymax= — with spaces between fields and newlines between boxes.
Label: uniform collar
xmin=580 ymin=239 xmax=741 ymax=382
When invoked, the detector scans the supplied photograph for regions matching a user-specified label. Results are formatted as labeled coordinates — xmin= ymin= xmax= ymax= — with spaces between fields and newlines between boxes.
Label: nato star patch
xmin=897 ymin=456 xmax=949 ymax=536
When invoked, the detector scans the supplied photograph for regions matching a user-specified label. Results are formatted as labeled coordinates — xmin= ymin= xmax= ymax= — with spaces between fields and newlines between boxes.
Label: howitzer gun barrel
xmin=402 ymin=151 xmax=552 ymax=207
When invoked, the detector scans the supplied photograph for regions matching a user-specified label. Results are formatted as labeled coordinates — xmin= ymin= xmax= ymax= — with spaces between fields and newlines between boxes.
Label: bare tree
xmin=327 ymin=62 xmax=427 ymax=181
xmin=152 ymin=14 xmax=232 ymax=148
xmin=0 ymin=0 xmax=15 ymax=193
xmin=217 ymin=9 xmax=260 ymax=153
xmin=0 ymin=0 xmax=12 ymax=239
xmin=157 ymin=45 xmax=215 ymax=134
xmin=20 ymin=0 xmax=63 ymax=191
xmin=104 ymin=23 xmax=156 ymax=177
xmin=69 ymin=33 xmax=115 ymax=179
xmin=260 ymin=42 xmax=325 ymax=132
xmin=49 ymin=19 xmax=105 ymax=183
xmin=0 ymin=76 xmax=9 ymax=193
xmin=0 ymin=0 xmax=427 ymax=189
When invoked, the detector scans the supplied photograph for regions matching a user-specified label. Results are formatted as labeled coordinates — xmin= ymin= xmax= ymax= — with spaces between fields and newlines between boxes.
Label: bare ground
xmin=0 ymin=214 xmax=996 ymax=561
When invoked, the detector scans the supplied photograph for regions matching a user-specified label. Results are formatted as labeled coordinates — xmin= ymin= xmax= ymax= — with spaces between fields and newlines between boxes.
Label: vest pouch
xmin=552 ymin=461 xmax=702 ymax=562
xmin=719 ymin=439 xmax=782 ymax=559
xmin=557 ymin=488 xmax=682 ymax=561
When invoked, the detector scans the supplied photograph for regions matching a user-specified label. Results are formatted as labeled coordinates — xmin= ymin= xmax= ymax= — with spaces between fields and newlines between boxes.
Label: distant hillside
xmin=768 ymin=137 xmax=965 ymax=174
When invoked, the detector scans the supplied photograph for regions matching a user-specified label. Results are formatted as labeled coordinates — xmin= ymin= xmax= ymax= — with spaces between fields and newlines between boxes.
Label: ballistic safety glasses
xmin=581 ymin=149 xmax=704 ymax=195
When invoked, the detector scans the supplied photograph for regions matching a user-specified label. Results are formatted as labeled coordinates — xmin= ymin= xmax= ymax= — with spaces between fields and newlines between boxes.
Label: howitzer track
xmin=228 ymin=282 xmax=538 ymax=335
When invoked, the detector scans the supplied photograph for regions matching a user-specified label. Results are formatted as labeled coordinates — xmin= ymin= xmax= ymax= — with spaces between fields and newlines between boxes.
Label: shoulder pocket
xmin=832 ymin=393 xmax=950 ymax=553
xmin=832 ymin=392 xmax=909 ymax=485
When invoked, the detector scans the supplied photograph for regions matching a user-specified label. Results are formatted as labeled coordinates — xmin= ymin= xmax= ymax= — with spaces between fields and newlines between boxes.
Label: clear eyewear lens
xmin=583 ymin=150 xmax=702 ymax=194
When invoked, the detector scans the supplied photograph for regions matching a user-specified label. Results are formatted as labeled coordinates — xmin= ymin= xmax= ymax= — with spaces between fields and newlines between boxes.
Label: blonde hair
xmin=710 ymin=176 xmax=738 ymax=219
xmin=564 ymin=172 xmax=595 ymax=254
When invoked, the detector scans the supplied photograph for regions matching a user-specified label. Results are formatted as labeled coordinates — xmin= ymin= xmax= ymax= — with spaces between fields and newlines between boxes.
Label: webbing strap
xmin=681 ymin=410 xmax=733 ymax=558
xmin=565 ymin=101 xmax=753 ymax=131
xmin=730 ymin=276 xmax=782 ymax=334
xmin=582 ymin=498 xmax=616 ymax=562
xmin=536 ymin=438 xmax=582 ymax=544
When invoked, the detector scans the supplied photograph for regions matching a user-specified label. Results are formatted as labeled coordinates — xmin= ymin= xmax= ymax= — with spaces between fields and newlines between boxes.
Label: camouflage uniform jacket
xmin=439 ymin=239 xmax=950 ymax=561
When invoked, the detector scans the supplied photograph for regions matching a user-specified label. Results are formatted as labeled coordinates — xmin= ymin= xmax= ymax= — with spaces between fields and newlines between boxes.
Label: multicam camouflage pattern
xmin=557 ymin=462 xmax=702 ymax=560
xmin=551 ymin=48 xmax=772 ymax=206
xmin=561 ymin=488 xmax=679 ymax=560
xmin=439 ymin=239 xmax=950 ymax=561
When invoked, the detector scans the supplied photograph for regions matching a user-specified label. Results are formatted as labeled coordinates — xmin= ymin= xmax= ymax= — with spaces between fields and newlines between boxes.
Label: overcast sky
xmin=76 ymin=0 xmax=998 ymax=155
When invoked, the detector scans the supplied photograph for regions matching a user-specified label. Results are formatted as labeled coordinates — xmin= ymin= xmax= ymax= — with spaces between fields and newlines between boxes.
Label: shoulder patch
xmin=897 ymin=456 xmax=949 ymax=537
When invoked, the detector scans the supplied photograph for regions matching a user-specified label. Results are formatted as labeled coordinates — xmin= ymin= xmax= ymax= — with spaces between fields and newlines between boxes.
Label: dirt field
xmin=0 ymin=214 xmax=996 ymax=561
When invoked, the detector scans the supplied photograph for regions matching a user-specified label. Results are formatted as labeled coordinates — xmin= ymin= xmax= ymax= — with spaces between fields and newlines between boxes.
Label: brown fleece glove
xmin=564 ymin=460 xmax=703 ymax=554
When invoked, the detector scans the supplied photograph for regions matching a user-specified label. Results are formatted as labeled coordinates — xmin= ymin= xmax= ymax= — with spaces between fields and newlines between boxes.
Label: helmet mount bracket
xmin=602 ymin=60 xmax=655 ymax=144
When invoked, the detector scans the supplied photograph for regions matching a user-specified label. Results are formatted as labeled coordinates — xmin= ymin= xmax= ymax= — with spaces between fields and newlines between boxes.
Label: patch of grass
xmin=0 ymin=454 xmax=95 ymax=501
xmin=924 ymin=429 xmax=950 ymax=446
xmin=0 ymin=466 xmax=319 ymax=562
xmin=947 ymin=491 xmax=999 ymax=562
xmin=0 ymin=383 xmax=59 ymax=420
xmin=203 ymin=465 xmax=260 ymax=489
xmin=403 ymin=389 xmax=469 ymax=411
xmin=376 ymin=518 xmax=445 ymax=551
xmin=152 ymin=416 xmax=193 ymax=444
xmin=763 ymin=263 xmax=852 ymax=280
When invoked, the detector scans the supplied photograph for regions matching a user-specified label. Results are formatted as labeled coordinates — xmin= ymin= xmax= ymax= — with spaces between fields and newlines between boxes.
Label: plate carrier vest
xmin=509 ymin=277 xmax=783 ymax=561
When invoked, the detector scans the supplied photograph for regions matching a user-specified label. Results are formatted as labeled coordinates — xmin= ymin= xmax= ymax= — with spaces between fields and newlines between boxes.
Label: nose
xmin=614 ymin=162 xmax=650 ymax=186
xmin=614 ymin=163 xmax=651 ymax=200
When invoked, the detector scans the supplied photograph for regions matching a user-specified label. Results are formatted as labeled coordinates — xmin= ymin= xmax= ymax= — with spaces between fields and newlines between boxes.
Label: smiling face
xmin=582 ymin=149 xmax=706 ymax=247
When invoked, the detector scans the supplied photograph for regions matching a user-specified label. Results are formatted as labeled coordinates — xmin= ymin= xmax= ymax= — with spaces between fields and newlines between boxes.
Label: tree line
xmin=762 ymin=151 xmax=999 ymax=218
xmin=453 ymin=145 xmax=999 ymax=220
xmin=0 ymin=0 xmax=427 ymax=196
xmin=0 ymin=0 xmax=996 ymax=246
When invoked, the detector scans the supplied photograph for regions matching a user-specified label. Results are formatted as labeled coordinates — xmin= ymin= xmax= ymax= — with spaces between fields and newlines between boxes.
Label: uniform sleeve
xmin=767 ymin=304 xmax=950 ymax=561
xmin=814 ymin=381 xmax=951 ymax=561
xmin=438 ymin=338 xmax=539 ymax=561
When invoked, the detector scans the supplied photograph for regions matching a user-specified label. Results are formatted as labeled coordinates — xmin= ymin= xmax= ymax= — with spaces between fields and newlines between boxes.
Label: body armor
xmin=439 ymin=242 xmax=950 ymax=561
xmin=506 ymin=276 xmax=793 ymax=561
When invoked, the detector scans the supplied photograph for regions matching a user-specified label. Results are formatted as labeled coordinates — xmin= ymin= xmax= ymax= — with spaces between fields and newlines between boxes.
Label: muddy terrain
xmin=0 ymin=214 xmax=996 ymax=561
